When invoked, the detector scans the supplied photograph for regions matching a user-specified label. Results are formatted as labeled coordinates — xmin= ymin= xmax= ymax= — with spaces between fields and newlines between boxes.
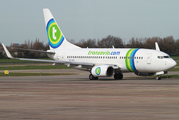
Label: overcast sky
xmin=0 ymin=0 xmax=179 ymax=45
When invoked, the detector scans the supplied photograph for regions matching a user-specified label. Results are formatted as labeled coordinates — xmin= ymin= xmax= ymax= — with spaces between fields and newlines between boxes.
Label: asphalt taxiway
xmin=0 ymin=70 xmax=179 ymax=120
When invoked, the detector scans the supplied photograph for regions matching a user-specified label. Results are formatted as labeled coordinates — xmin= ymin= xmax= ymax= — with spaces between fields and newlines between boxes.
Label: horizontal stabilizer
xmin=12 ymin=47 xmax=55 ymax=54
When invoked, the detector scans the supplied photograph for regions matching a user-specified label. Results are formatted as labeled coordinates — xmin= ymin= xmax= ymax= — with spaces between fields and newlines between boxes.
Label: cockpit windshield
xmin=157 ymin=56 xmax=170 ymax=59
xmin=164 ymin=56 xmax=170 ymax=58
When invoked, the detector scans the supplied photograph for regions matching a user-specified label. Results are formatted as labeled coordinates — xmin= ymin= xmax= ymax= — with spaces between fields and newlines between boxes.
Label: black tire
xmin=119 ymin=73 xmax=123 ymax=79
xmin=89 ymin=74 xmax=94 ymax=80
xmin=89 ymin=74 xmax=98 ymax=80
xmin=114 ymin=74 xmax=119 ymax=80
xmin=94 ymin=77 xmax=98 ymax=80
xmin=156 ymin=76 xmax=161 ymax=80
xmin=114 ymin=73 xmax=123 ymax=80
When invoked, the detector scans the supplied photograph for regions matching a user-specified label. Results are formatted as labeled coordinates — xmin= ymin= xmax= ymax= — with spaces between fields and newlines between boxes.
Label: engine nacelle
xmin=91 ymin=65 xmax=113 ymax=77
xmin=135 ymin=72 xmax=155 ymax=76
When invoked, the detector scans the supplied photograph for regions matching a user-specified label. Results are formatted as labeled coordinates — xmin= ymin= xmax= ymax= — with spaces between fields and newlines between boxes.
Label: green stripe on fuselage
xmin=125 ymin=49 xmax=136 ymax=72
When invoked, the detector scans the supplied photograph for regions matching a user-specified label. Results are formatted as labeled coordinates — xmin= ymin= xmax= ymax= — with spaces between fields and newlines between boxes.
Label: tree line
xmin=74 ymin=35 xmax=179 ymax=56
xmin=0 ymin=35 xmax=179 ymax=58
xmin=71 ymin=35 xmax=179 ymax=56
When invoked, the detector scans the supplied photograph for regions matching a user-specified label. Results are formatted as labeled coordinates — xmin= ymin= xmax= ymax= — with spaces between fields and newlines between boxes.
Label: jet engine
xmin=134 ymin=72 xmax=155 ymax=76
xmin=91 ymin=65 xmax=113 ymax=77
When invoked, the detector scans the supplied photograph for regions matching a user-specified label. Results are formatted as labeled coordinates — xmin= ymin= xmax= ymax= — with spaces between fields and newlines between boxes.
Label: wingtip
xmin=1 ymin=43 xmax=15 ymax=59
xmin=43 ymin=8 xmax=49 ymax=10
xmin=155 ymin=42 xmax=160 ymax=51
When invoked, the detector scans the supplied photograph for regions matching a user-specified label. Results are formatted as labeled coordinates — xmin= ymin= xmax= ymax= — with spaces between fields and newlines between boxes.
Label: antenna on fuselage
xmin=155 ymin=42 xmax=160 ymax=51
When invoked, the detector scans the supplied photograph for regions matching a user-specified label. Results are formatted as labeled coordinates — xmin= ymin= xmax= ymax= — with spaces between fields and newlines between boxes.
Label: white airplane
xmin=2 ymin=8 xmax=177 ymax=80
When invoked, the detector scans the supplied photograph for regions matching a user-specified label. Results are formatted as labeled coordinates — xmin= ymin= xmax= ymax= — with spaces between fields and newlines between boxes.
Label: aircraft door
xmin=62 ymin=52 xmax=65 ymax=59
xmin=103 ymin=56 xmax=107 ymax=62
xmin=146 ymin=53 xmax=152 ymax=64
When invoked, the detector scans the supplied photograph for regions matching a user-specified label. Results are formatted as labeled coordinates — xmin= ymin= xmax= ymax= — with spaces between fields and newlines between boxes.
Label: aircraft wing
xmin=19 ymin=58 xmax=94 ymax=66
xmin=1 ymin=43 xmax=94 ymax=67
xmin=2 ymin=43 xmax=119 ymax=69
xmin=20 ymin=57 xmax=118 ymax=70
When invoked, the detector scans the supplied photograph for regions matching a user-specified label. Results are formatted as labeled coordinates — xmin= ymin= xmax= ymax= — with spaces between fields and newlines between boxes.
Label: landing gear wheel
xmin=89 ymin=74 xmax=94 ymax=80
xmin=114 ymin=73 xmax=123 ymax=80
xmin=94 ymin=77 xmax=98 ymax=80
xmin=89 ymin=74 xmax=98 ymax=80
xmin=156 ymin=76 xmax=161 ymax=80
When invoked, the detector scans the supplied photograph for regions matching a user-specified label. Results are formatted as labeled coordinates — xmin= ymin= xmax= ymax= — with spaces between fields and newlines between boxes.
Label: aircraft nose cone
xmin=167 ymin=59 xmax=177 ymax=70
xmin=164 ymin=59 xmax=177 ymax=71
xmin=172 ymin=60 xmax=177 ymax=68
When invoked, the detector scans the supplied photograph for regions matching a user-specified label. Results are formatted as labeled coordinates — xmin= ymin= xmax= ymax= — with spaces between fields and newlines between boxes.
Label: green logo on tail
xmin=47 ymin=18 xmax=64 ymax=48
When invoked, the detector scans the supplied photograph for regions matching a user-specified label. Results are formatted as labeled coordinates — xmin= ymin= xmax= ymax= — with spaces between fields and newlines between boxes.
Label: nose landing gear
xmin=156 ymin=76 xmax=161 ymax=80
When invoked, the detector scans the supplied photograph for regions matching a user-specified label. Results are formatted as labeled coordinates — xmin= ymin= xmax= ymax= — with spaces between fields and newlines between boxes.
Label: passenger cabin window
xmin=67 ymin=56 xmax=119 ymax=59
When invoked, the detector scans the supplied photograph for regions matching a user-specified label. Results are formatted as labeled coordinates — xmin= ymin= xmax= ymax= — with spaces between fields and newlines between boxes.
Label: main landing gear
xmin=156 ymin=76 xmax=161 ymax=80
xmin=89 ymin=73 xmax=123 ymax=80
xmin=114 ymin=73 xmax=123 ymax=80
xmin=89 ymin=74 xmax=98 ymax=80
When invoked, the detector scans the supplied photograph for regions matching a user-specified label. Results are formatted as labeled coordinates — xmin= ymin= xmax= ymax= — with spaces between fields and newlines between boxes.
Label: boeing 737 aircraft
xmin=2 ymin=9 xmax=177 ymax=80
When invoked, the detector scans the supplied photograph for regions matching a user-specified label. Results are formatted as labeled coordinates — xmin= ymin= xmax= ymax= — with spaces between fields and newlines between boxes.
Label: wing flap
xmin=19 ymin=58 xmax=94 ymax=66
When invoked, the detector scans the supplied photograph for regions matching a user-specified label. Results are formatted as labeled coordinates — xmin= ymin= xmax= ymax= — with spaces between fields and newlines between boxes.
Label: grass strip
xmin=161 ymin=75 xmax=179 ymax=78
xmin=171 ymin=56 xmax=179 ymax=60
xmin=169 ymin=68 xmax=179 ymax=71
xmin=0 ymin=58 xmax=53 ymax=63
xmin=0 ymin=65 xmax=70 ymax=70
xmin=147 ymin=75 xmax=179 ymax=79
xmin=0 ymin=72 xmax=76 ymax=76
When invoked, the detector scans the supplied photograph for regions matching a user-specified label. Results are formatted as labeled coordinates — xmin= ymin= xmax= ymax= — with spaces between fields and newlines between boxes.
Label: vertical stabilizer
xmin=43 ymin=9 xmax=80 ymax=50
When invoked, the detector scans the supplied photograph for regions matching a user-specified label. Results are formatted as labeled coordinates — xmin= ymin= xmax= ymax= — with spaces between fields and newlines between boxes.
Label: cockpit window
xmin=157 ymin=56 xmax=170 ymax=59
xmin=158 ymin=56 xmax=162 ymax=59
xmin=164 ymin=56 xmax=170 ymax=58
